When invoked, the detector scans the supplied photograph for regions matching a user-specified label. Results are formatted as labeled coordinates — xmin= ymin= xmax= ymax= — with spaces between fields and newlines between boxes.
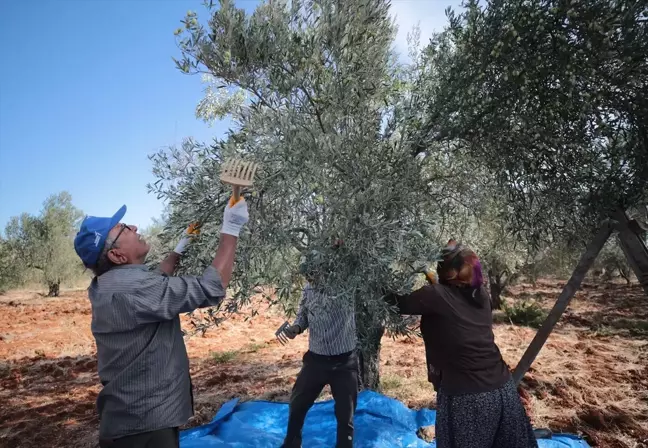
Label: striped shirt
xmin=89 ymin=264 xmax=225 ymax=440
xmin=293 ymin=283 xmax=357 ymax=356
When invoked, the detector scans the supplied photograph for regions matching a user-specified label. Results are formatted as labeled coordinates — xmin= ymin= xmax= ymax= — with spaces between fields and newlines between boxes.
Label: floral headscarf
xmin=437 ymin=239 xmax=484 ymax=289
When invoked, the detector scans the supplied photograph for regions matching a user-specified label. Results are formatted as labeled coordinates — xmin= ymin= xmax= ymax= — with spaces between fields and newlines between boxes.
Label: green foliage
xmin=154 ymin=1 xmax=452 ymax=345
xmin=245 ymin=342 xmax=268 ymax=353
xmin=211 ymin=350 xmax=239 ymax=363
xmin=196 ymin=74 xmax=247 ymax=125
xmin=141 ymin=217 xmax=172 ymax=267
xmin=154 ymin=0 xmax=500 ymax=388
xmin=380 ymin=374 xmax=403 ymax=392
xmin=2 ymin=192 xmax=84 ymax=296
xmin=150 ymin=0 xmax=647 ymax=388
xmin=520 ymin=244 xmax=583 ymax=284
xmin=502 ymin=299 xmax=547 ymax=329
xmin=594 ymin=236 xmax=633 ymax=283
xmin=424 ymin=0 xmax=648 ymax=245
xmin=460 ymin=191 xmax=527 ymax=306
xmin=413 ymin=147 xmax=528 ymax=307
xmin=0 ymin=237 xmax=22 ymax=293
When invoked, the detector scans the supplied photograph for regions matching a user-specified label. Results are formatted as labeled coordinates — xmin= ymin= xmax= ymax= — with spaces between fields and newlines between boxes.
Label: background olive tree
xmin=0 ymin=237 xmax=22 ymax=293
xmin=594 ymin=237 xmax=634 ymax=284
xmin=2 ymin=192 xmax=84 ymax=296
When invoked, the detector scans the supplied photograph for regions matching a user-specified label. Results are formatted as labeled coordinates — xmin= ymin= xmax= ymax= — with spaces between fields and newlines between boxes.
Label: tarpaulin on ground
xmin=180 ymin=390 xmax=589 ymax=447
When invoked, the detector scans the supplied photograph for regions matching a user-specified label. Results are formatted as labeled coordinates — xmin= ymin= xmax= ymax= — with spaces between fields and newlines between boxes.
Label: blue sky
xmin=0 ymin=0 xmax=458 ymax=232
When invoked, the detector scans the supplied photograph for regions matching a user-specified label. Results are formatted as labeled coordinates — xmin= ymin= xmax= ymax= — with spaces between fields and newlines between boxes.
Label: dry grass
xmin=0 ymin=280 xmax=646 ymax=447
xmin=505 ymin=280 xmax=648 ymax=447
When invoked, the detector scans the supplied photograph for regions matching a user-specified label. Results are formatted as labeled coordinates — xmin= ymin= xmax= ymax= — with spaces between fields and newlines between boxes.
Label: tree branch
xmin=301 ymin=88 xmax=326 ymax=134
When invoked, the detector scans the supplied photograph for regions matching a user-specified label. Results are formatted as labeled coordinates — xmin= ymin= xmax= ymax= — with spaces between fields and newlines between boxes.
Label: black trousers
xmin=99 ymin=427 xmax=179 ymax=448
xmin=282 ymin=350 xmax=358 ymax=448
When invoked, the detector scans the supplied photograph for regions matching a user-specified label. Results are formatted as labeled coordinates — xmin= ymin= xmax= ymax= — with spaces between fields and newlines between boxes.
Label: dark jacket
xmin=395 ymin=284 xmax=510 ymax=395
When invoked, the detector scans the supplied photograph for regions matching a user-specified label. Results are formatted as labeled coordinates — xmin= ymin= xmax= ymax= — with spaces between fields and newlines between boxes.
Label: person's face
xmin=105 ymin=223 xmax=150 ymax=265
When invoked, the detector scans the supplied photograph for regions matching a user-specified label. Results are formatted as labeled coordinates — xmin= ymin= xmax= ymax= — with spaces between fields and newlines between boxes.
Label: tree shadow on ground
xmin=0 ymin=352 xmax=303 ymax=448
xmin=185 ymin=349 xmax=303 ymax=429
xmin=559 ymin=283 xmax=648 ymax=339
xmin=510 ymin=282 xmax=648 ymax=447
xmin=0 ymin=354 xmax=100 ymax=448
xmin=508 ymin=282 xmax=648 ymax=338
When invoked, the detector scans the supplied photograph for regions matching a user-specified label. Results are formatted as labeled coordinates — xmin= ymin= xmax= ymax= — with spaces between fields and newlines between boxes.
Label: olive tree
xmin=421 ymin=0 xmax=648 ymax=380
xmin=141 ymin=216 xmax=173 ymax=267
xmin=0 ymin=237 xmax=22 ymax=293
xmin=3 ymin=192 xmax=84 ymax=296
xmin=414 ymin=140 xmax=529 ymax=309
xmin=422 ymin=0 xmax=648 ymax=245
xmin=594 ymin=237 xmax=634 ymax=284
xmin=151 ymin=0 xmax=457 ymax=389
xmin=467 ymin=197 xmax=528 ymax=309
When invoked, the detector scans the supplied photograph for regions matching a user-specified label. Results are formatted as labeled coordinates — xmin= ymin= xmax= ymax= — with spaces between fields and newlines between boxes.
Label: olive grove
xmin=149 ymin=0 xmax=648 ymax=389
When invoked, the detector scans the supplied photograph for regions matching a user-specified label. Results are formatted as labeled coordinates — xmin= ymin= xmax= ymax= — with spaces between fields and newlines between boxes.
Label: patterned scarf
xmin=437 ymin=239 xmax=484 ymax=289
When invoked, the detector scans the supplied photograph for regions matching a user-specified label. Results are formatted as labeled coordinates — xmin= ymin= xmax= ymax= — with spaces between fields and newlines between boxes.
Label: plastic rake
xmin=275 ymin=321 xmax=290 ymax=346
xmin=219 ymin=158 xmax=259 ymax=202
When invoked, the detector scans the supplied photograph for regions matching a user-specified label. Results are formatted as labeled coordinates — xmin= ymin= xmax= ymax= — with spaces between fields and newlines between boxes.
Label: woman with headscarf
xmin=389 ymin=240 xmax=537 ymax=448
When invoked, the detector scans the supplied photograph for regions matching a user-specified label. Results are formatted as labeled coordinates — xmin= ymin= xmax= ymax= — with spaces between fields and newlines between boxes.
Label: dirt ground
xmin=0 ymin=280 xmax=646 ymax=448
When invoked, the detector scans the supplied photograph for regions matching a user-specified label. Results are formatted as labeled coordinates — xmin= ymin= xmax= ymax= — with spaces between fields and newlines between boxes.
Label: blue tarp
xmin=180 ymin=391 xmax=589 ymax=447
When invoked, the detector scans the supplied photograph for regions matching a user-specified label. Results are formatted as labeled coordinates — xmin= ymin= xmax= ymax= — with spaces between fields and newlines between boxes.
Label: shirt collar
xmin=113 ymin=263 xmax=149 ymax=270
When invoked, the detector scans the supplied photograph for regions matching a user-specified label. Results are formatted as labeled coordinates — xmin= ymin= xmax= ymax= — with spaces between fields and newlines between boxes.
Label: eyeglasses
xmin=108 ymin=224 xmax=132 ymax=251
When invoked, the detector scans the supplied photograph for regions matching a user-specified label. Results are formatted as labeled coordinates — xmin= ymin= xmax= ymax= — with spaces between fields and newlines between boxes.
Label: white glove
xmin=221 ymin=198 xmax=249 ymax=237
xmin=174 ymin=223 xmax=201 ymax=255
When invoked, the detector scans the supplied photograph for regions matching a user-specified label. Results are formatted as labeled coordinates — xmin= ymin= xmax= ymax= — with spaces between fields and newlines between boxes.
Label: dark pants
xmin=282 ymin=350 xmax=358 ymax=448
xmin=99 ymin=428 xmax=179 ymax=448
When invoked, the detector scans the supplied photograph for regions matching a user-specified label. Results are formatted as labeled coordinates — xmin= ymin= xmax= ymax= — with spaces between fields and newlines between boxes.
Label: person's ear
xmin=107 ymin=248 xmax=128 ymax=265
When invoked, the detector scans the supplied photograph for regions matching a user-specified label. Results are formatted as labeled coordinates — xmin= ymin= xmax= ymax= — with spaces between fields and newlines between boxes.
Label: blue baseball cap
xmin=74 ymin=205 xmax=127 ymax=267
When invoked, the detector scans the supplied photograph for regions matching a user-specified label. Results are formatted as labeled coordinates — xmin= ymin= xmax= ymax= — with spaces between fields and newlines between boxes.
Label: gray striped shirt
xmin=89 ymin=264 xmax=225 ymax=439
xmin=293 ymin=283 xmax=357 ymax=356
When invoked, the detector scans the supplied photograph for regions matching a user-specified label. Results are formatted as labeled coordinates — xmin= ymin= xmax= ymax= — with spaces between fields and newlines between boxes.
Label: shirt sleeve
xmin=395 ymin=285 xmax=441 ymax=315
xmin=480 ymin=286 xmax=494 ymax=310
xmin=293 ymin=287 xmax=309 ymax=332
xmin=132 ymin=265 xmax=226 ymax=324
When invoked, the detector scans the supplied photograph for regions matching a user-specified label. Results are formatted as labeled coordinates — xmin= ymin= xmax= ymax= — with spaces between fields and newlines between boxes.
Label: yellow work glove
xmin=173 ymin=222 xmax=201 ymax=255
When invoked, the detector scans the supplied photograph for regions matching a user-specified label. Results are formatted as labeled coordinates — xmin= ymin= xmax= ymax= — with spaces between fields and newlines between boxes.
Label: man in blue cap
xmin=74 ymin=199 xmax=248 ymax=448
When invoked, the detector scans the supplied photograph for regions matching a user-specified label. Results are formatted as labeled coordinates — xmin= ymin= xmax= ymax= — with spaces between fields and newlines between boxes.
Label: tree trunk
xmin=619 ymin=269 xmax=631 ymax=285
xmin=356 ymin=319 xmax=385 ymax=391
xmin=487 ymin=269 xmax=503 ymax=310
xmin=47 ymin=281 xmax=60 ymax=297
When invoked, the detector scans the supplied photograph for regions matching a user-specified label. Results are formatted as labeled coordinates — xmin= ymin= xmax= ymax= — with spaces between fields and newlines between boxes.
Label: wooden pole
xmin=512 ymin=220 xmax=614 ymax=385
xmin=613 ymin=209 xmax=648 ymax=296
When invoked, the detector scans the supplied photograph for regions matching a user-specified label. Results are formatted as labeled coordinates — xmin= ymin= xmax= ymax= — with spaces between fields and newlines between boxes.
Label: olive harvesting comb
xmin=220 ymin=158 xmax=259 ymax=204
